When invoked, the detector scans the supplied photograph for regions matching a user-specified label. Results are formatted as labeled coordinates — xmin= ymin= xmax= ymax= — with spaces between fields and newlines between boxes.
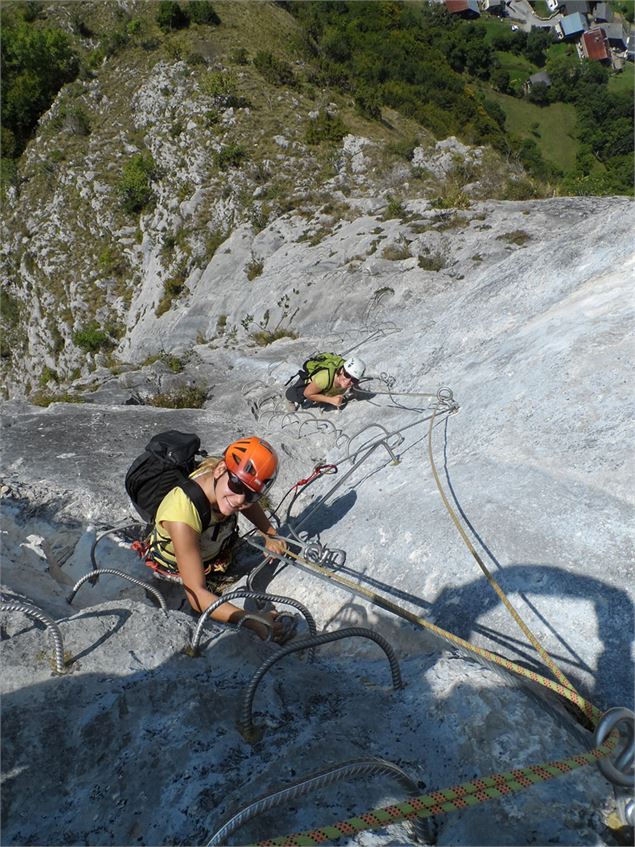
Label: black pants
xmin=285 ymin=378 xmax=308 ymax=406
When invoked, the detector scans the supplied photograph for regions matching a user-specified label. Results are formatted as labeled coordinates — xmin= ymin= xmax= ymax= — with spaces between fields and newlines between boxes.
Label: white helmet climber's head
xmin=342 ymin=357 xmax=366 ymax=382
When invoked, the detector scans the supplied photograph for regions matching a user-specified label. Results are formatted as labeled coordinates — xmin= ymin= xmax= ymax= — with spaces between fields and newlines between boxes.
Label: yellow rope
xmin=426 ymin=407 xmax=580 ymax=695
xmin=284 ymin=548 xmax=599 ymax=724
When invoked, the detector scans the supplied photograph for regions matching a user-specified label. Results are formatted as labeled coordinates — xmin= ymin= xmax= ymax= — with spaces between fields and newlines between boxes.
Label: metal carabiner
xmin=593 ymin=707 xmax=635 ymax=789
xmin=322 ymin=547 xmax=347 ymax=569
xmin=303 ymin=541 xmax=325 ymax=564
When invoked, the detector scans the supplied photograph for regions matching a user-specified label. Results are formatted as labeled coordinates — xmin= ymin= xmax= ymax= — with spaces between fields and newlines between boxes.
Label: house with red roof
xmin=580 ymin=28 xmax=611 ymax=61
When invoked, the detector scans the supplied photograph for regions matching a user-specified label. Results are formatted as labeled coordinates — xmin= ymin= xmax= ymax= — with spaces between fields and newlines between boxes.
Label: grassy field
xmin=608 ymin=69 xmax=635 ymax=95
xmin=487 ymin=90 xmax=579 ymax=173
xmin=477 ymin=16 xmax=516 ymax=40
xmin=495 ymin=50 xmax=539 ymax=86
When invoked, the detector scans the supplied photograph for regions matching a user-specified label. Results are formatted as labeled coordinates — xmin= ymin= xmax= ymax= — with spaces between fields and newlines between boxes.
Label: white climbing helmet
xmin=342 ymin=356 xmax=366 ymax=381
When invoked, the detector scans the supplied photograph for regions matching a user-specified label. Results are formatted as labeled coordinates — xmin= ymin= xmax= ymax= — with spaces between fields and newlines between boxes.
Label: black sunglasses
xmin=342 ymin=368 xmax=359 ymax=386
xmin=226 ymin=470 xmax=262 ymax=503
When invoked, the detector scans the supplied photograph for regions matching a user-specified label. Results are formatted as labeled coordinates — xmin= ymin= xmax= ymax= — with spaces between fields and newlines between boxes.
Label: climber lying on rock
xmin=285 ymin=353 xmax=366 ymax=409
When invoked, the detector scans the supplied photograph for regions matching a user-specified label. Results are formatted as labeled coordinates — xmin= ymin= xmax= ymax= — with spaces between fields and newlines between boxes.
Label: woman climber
xmin=285 ymin=353 xmax=366 ymax=409
xmin=145 ymin=436 xmax=291 ymax=642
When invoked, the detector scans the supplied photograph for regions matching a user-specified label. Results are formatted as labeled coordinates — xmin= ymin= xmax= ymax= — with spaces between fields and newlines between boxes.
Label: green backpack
xmin=300 ymin=352 xmax=345 ymax=390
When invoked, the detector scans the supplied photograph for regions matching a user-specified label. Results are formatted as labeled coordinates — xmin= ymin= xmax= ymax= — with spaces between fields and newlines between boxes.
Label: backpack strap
xmin=284 ymin=369 xmax=304 ymax=386
xmin=308 ymin=363 xmax=338 ymax=391
xmin=178 ymin=477 xmax=212 ymax=531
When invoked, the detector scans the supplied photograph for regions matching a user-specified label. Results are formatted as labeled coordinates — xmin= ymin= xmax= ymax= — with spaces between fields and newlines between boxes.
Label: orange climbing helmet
xmin=224 ymin=437 xmax=279 ymax=496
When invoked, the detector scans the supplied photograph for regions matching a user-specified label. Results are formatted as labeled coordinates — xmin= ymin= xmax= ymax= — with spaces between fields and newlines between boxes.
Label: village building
xmin=592 ymin=21 xmax=629 ymax=49
xmin=444 ymin=0 xmax=480 ymax=19
xmin=555 ymin=11 xmax=588 ymax=39
xmin=580 ymin=28 xmax=611 ymax=61
xmin=562 ymin=0 xmax=591 ymax=16
xmin=523 ymin=71 xmax=552 ymax=94
xmin=592 ymin=2 xmax=613 ymax=23
xmin=482 ymin=0 xmax=505 ymax=15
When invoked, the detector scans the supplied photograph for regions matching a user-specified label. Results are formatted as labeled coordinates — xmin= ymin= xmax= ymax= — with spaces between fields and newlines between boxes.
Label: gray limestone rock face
xmin=1 ymin=195 xmax=634 ymax=845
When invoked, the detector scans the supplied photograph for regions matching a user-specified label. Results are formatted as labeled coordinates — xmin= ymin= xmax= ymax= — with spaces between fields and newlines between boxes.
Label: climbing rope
xmin=246 ymin=535 xmax=602 ymax=725
xmin=257 ymin=742 xmax=621 ymax=846
xmin=425 ymin=406 xmax=579 ymax=698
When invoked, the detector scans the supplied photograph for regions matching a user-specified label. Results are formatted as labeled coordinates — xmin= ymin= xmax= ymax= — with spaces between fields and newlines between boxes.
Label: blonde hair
xmin=192 ymin=456 xmax=222 ymax=477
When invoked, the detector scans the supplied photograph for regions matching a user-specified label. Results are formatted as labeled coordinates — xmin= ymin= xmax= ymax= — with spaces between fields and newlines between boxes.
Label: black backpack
xmin=125 ymin=430 xmax=211 ymax=529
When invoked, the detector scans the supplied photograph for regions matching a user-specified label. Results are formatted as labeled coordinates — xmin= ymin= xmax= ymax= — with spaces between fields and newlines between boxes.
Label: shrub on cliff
xmin=156 ymin=1 xmax=189 ymax=32
xmin=118 ymin=152 xmax=157 ymax=213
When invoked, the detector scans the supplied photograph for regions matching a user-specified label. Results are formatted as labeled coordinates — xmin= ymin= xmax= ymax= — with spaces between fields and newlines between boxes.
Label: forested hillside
xmin=285 ymin=1 xmax=633 ymax=194
xmin=2 ymin=0 xmax=633 ymax=200
xmin=1 ymin=0 xmax=632 ymax=199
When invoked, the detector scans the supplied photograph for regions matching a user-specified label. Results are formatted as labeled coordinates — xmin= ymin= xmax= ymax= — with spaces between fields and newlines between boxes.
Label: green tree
xmin=213 ymin=143 xmax=247 ymax=169
xmin=304 ymin=110 xmax=347 ymax=145
xmin=156 ymin=1 xmax=189 ymax=32
xmin=482 ymin=98 xmax=506 ymax=129
xmin=188 ymin=1 xmax=220 ymax=25
xmin=1 ymin=18 xmax=78 ymax=155
xmin=118 ymin=152 xmax=157 ymax=213
xmin=524 ymin=28 xmax=553 ymax=66
xmin=73 ymin=322 xmax=113 ymax=353
xmin=354 ymin=84 xmax=382 ymax=120
xmin=321 ymin=25 xmax=351 ymax=62
xmin=545 ymin=49 xmax=580 ymax=102
xmin=526 ymin=81 xmax=550 ymax=105
xmin=490 ymin=67 xmax=511 ymax=94
xmin=253 ymin=51 xmax=295 ymax=86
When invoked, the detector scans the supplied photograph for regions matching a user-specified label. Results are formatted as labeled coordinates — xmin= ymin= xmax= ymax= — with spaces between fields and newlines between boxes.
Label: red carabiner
xmin=295 ymin=464 xmax=338 ymax=489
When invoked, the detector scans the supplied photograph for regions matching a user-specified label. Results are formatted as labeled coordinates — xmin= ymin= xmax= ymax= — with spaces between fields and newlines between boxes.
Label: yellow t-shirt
xmin=309 ymin=369 xmax=344 ymax=397
xmin=152 ymin=471 xmax=236 ymax=566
